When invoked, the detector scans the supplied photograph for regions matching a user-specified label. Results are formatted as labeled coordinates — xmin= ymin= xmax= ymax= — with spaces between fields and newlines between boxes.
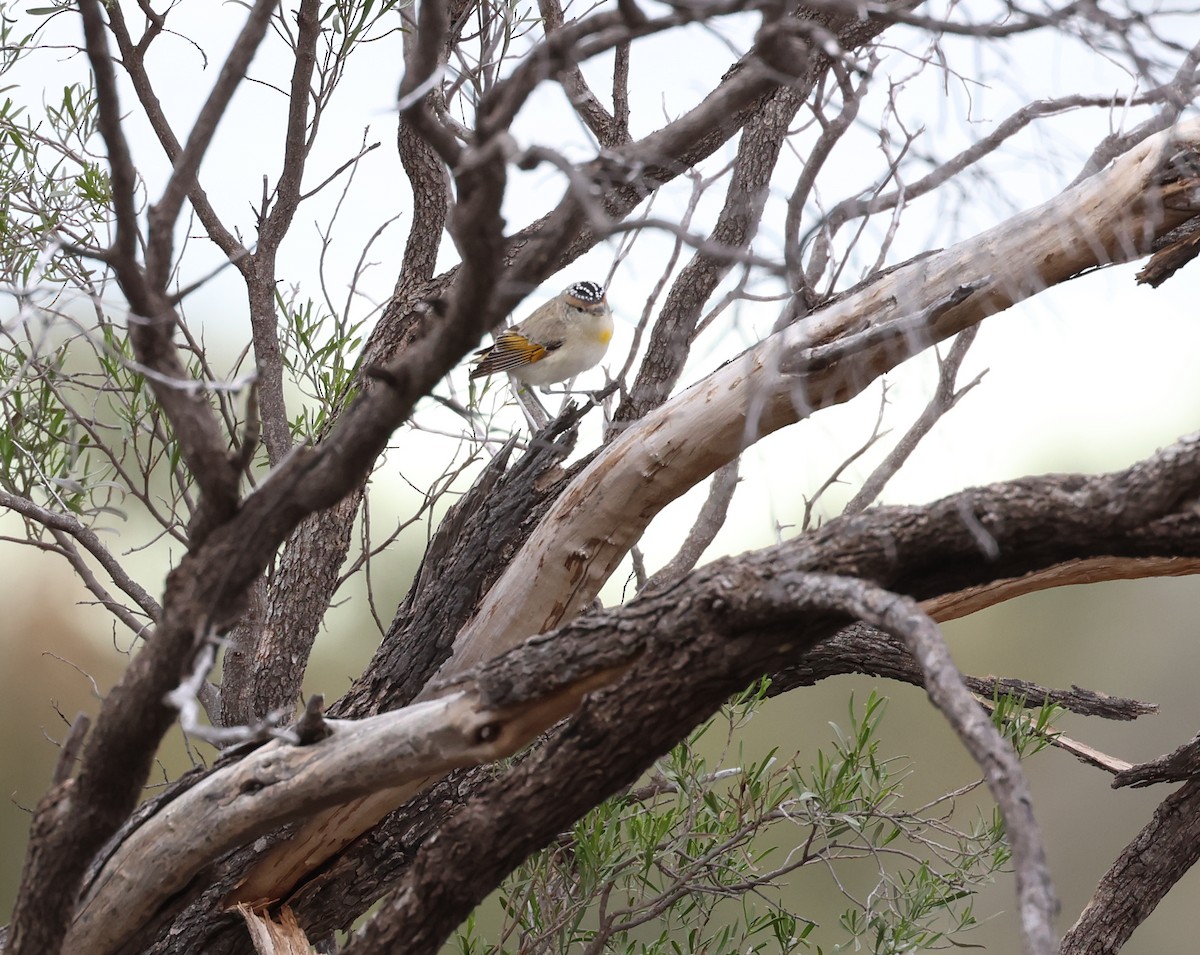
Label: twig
xmin=1112 ymin=733 xmax=1200 ymax=789
xmin=165 ymin=641 xmax=296 ymax=748
xmin=802 ymin=384 xmax=891 ymax=529
xmin=786 ymin=573 xmax=1058 ymax=955
xmin=644 ymin=459 xmax=740 ymax=590
xmin=843 ymin=325 xmax=983 ymax=514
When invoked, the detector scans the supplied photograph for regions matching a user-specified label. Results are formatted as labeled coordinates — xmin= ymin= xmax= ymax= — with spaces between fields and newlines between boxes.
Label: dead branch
xmin=327 ymin=433 xmax=1200 ymax=954
xmin=843 ymin=325 xmax=982 ymax=514
xmin=643 ymin=458 xmax=740 ymax=589
xmin=770 ymin=623 xmax=1158 ymax=723
xmin=1060 ymin=780 xmax=1200 ymax=955
xmin=456 ymin=118 xmax=1200 ymax=677
xmin=784 ymin=574 xmax=1057 ymax=955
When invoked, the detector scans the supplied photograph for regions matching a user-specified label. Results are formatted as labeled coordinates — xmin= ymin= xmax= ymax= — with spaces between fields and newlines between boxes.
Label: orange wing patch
xmin=470 ymin=329 xmax=550 ymax=378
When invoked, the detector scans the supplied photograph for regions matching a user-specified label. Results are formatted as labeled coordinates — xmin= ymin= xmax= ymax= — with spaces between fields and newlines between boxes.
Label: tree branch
xmin=1060 ymin=779 xmax=1200 ymax=955
xmin=455 ymin=118 xmax=1200 ymax=676
xmin=144 ymin=0 xmax=276 ymax=288
xmin=333 ymin=433 xmax=1200 ymax=953
xmin=0 ymin=488 xmax=162 ymax=623
xmin=843 ymin=325 xmax=982 ymax=513
xmin=783 ymin=574 xmax=1057 ymax=955
xmin=225 ymin=117 xmax=1200 ymax=909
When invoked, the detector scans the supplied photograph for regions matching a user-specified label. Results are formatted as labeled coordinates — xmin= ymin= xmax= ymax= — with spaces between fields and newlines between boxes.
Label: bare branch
xmin=771 ymin=623 xmax=1158 ymax=722
xmin=864 ymin=1 xmax=1121 ymax=39
xmin=1060 ymin=780 xmax=1200 ymax=955
xmin=103 ymin=3 xmax=246 ymax=260
xmin=643 ymin=458 xmax=740 ymax=589
xmin=802 ymin=384 xmax=891 ymax=529
xmin=77 ymin=0 xmax=141 ymax=283
xmin=811 ymin=87 xmax=1198 ymax=264
xmin=843 ymin=325 xmax=982 ymax=514
xmin=615 ymin=83 xmax=808 ymax=424
xmin=1071 ymin=39 xmax=1200 ymax=185
xmin=144 ymin=0 xmax=276 ymax=288
xmin=333 ymin=431 xmax=1200 ymax=953
xmin=784 ymin=55 xmax=869 ymax=300
xmin=1112 ymin=734 xmax=1200 ymax=789
xmin=536 ymin=0 xmax=623 ymax=147
xmin=0 ymin=488 xmax=161 ymax=622
xmin=781 ymin=574 xmax=1057 ymax=955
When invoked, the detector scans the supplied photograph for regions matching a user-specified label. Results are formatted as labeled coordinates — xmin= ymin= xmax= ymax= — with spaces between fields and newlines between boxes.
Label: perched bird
xmin=470 ymin=281 xmax=613 ymax=387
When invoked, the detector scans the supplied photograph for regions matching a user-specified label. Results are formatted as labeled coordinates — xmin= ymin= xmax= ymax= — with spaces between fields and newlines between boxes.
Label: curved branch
xmin=453 ymin=117 xmax=1200 ymax=674
xmin=227 ymin=116 xmax=1200 ymax=909
xmin=1060 ymin=779 xmax=1200 ymax=955
xmin=71 ymin=431 xmax=1200 ymax=951
xmin=787 ymin=575 xmax=1057 ymax=955
xmin=337 ymin=433 xmax=1200 ymax=953
xmin=0 ymin=489 xmax=162 ymax=623
xmin=771 ymin=623 xmax=1158 ymax=722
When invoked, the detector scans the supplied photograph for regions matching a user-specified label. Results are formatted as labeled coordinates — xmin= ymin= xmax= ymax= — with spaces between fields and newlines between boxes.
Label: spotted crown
xmin=564 ymin=280 xmax=605 ymax=304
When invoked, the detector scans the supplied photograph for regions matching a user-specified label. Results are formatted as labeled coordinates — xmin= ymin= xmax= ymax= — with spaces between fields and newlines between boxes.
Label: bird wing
xmin=470 ymin=329 xmax=562 ymax=378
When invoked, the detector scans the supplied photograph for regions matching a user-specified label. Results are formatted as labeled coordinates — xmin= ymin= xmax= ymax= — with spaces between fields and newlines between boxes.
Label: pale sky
xmin=3 ymin=0 xmax=1198 ymax=617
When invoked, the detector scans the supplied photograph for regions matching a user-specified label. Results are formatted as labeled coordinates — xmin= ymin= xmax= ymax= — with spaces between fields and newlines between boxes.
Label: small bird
xmin=470 ymin=281 xmax=613 ymax=387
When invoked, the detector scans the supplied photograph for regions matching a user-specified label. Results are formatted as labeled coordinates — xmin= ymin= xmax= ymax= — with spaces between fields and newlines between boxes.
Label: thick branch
xmin=221 ymin=427 xmax=1200 ymax=913
xmin=77 ymin=433 xmax=1200 ymax=949
xmin=261 ymin=0 xmax=900 ymax=751
xmin=227 ymin=117 xmax=1200 ymax=909
xmin=453 ymin=118 xmax=1200 ymax=674
xmin=1060 ymin=780 xmax=1200 ymax=955
xmin=334 ymin=435 xmax=1200 ymax=952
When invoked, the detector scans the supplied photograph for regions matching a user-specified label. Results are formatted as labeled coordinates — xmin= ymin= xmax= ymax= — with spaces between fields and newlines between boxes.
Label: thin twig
xmin=843 ymin=325 xmax=983 ymax=514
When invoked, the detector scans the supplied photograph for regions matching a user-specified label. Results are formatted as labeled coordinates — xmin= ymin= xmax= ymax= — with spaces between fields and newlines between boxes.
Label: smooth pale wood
xmin=66 ymin=668 xmax=614 ymax=955
xmin=209 ymin=119 xmax=1200 ymax=910
xmin=449 ymin=118 xmax=1200 ymax=671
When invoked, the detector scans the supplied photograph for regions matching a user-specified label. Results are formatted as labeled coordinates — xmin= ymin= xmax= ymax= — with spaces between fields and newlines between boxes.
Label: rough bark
xmin=1060 ymin=779 xmax=1200 ymax=955
xmin=227 ymin=117 xmax=1200 ymax=910
xmin=223 ymin=0 xmax=904 ymax=742
xmin=68 ymin=430 xmax=1200 ymax=954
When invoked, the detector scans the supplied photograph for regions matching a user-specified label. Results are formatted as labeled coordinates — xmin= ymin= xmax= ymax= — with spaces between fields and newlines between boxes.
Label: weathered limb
xmin=71 ymin=430 xmax=1200 ymax=951
xmin=453 ymin=120 xmax=1200 ymax=674
xmin=1060 ymin=780 xmax=1200 ymax=955
xmin=335 ymin=434 xmax=1200 ymax=954
xmin=233 ymin=118 xmax=1200 ymax=906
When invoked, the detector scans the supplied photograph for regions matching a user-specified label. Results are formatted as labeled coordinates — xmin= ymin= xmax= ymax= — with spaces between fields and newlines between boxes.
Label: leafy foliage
xmin=454 ymin=688 xmax=1054 ymax=954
